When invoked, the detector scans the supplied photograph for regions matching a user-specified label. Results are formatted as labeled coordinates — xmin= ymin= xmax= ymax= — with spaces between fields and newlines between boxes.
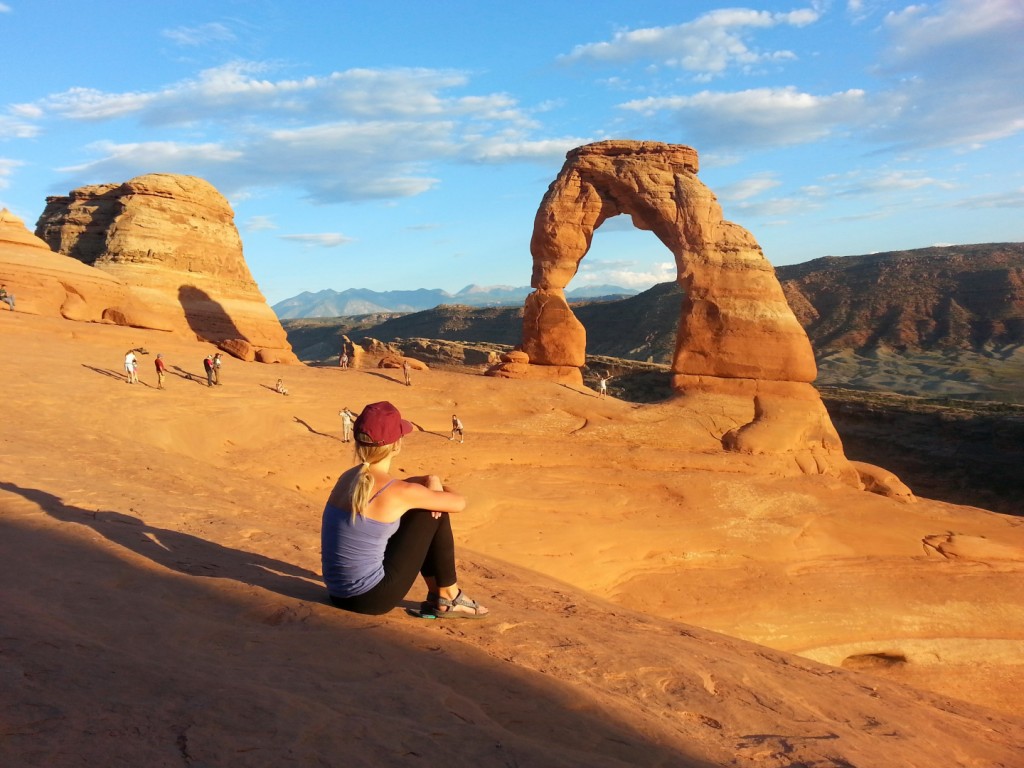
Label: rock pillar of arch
xmin=506 ymin=140 xmax=855 ymax=480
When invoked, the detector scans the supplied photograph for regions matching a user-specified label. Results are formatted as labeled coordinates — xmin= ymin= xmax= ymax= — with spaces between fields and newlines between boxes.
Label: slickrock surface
xmin=496 ymin=140 xmax=853 ymax=483
xmin=1 ymin=312 xmax=1022 ymax=766
xmin=0 ymin=208 xmax=165 ymax=327
xmin=35 ymin=174 xmax=297 ymax=363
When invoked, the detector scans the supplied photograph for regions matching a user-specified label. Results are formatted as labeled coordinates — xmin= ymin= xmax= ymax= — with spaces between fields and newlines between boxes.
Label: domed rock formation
xmin=0 ymin=208 xmax=166 ymax=327
xmin=35 ymin=174 xmax=297 ymax=364
xmin=494 ymin=140 xmax=855 ymax=481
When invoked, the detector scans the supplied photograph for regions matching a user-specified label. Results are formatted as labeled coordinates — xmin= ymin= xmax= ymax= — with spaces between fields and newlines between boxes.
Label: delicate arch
xmin=498 ymin=140 xmax=857 ymax=484
xmin=523 ymin=140 xmax=816 ymax=383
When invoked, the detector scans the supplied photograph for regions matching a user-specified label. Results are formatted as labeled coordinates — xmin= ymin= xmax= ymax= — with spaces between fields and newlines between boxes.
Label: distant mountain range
xmin=271 ymin=284 xmax=637 ymax=319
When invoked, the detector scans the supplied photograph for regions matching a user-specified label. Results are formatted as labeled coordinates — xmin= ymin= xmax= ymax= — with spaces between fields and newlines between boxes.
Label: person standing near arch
xmin=340 ymin=407 xmax=356 ymax=443
xmin=450 ymin=415 xmax=464 ymax=443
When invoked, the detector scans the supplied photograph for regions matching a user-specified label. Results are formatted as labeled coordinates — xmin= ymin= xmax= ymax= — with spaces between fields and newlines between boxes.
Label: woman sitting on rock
xmin=320 ymin=401 xmax=489 ymax=618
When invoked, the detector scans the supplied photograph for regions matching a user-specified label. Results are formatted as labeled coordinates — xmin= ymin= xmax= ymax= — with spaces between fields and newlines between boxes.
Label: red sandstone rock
xmin=218 ymin=338 xmax=257 ymax=362
xmin=378 ymin=356 xmax=428 ymax=371
xmin=521 ymin=290 xmax=586 ymax=366
xmin=510 ymin=141 xmax=850 ymax=480
xmin=487 ymin=358 xmax=583 ymax=385
xmin=0 ymin=208 xmax=166 ymax=328
xmin=501 ymin=350 xmax=530 ymax=364
xmin=35 ymin=174 xmax=298 ymax=364
xmin=852 ymin=461 xmax=916 ymax=502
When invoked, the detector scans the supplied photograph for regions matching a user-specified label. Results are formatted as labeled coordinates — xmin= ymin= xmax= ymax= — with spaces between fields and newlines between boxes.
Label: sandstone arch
xmin=495 ymin=140 xmax=856 ymax=481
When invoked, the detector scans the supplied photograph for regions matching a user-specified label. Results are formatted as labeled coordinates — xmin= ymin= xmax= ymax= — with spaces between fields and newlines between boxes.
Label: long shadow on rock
xmin=0 ymin=501 xmax=715 ymax=768
xmin=1 ymin=481 xmax=324 ymax=603
xmin=178 ymin=284 xmax=246 ymax=344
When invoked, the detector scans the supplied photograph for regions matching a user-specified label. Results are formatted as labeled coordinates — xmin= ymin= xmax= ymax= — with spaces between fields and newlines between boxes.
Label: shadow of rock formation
xmin=178 ymin=284 xmax=245 ymax=344
xmin=2 ymin=481 xmax=323 ymax=602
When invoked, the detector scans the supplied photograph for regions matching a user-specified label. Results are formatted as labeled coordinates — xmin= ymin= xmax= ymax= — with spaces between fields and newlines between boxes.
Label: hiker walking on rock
xmin=155 ymin=354 xmax=167 ymax=389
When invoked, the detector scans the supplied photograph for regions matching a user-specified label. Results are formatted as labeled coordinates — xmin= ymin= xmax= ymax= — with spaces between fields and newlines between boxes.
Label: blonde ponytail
xmin=349 ymin=441 xmax=399 ymax=518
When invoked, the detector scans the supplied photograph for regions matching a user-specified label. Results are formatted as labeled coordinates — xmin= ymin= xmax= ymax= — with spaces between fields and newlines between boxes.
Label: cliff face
xmin=777 ymin=243 xmax=1024 ymax=352
xmin=36 ymin=174 xmax=297 ymax=363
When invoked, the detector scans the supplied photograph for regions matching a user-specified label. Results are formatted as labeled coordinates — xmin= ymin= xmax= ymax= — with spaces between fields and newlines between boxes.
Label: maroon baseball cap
xmin=354 ymin=401 xmax=413 ymax=446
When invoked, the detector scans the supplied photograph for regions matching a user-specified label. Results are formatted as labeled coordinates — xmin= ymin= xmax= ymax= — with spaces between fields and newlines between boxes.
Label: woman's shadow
xmin=1 ymin=481 xmax=325 ymax=603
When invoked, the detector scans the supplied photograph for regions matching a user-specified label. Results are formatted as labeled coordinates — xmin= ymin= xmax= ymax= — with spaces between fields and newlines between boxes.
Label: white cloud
xmin=717 ymin=173 xmax=782 ymax=201
xmin=949 ymin=187 xmax=1024 ymax=210
xmin=467 ymin=136 xmax=592 ymax=164
xmin=620 ymin=87 xmax=865 ymax=149
xmin=22 ymin=63 xmax=565 ymax=204
xmin=0 ymin=113 xmax=40 ymax=139
xmin=575 ymin=259 xmax=676 ymax=288
xmin=0 ymin=157 xmax=22 ymax=189
xmin=42 ymin=87 xmax=157 ymax=120
xmin=57 ymin=140 xmax=242 ymax=176
xmin=245 ymin=215 xmax=277 ymax=231
xmin=559 ymin=8 xmax=819 ymax=77
xmin=828 ymin=168 xmax=956 ymax=197
xmin=278 ymin=233 xmax=355 ymax=247
xmin=870 ymin=0 xmax=1024 ymax=149
xmin=851 ymin=171 xmax=955 ymax=195
xmin=0 ymin=3 xmax=11 ymax=12
xmin=728 ymin=195 xmax=822 ymax=219
xmin=161 ymin=22 xmax=236 ymax=47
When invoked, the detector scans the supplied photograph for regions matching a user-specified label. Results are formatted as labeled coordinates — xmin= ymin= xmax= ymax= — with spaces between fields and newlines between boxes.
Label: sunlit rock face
xmin=0 ymin=207 xmax=165 ymax=327
xmin=35 ymin=174 xmax=297 ymax=363
xmin=500 ymin=140 xmax=857 ymax=483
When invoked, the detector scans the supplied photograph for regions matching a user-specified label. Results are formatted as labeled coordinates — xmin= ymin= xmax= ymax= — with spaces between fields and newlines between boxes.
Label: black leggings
xmin=329 ymin=510 xmax=457 ymax=615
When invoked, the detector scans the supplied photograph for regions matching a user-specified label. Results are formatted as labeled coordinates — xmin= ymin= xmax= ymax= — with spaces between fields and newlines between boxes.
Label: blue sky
xmin=1 ymin=1 xmax=1022 ymax=304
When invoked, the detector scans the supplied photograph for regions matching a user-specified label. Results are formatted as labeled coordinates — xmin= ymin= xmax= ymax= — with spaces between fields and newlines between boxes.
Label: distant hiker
xmin=203 ymin=355 xmax=215 ymax=387
xmin=275 ymin=378 xmax=289 ymax=396
xmin=402 ymin=359 xmax=412 ymax=387
xmin=212 ymin=353 xmax=222 ymax=385
xmin=340 ymin=351 xmax=349 ymax=369
xmin=597 ymin=371 xmax=610 ymax=398
xmin=339 ymin=407 xmax=356 ymax=443
xmin=124 ymin=350 xmax=139 ymax=384
xmin=321 ymin=401 xmax=489 ymax=618
xmin=450 ymin=415 xmax=464 ymax=444
xmin=0 ymin=284 xmax=14 ymax=311
xmin=155 ymin=354 xmax=167 ymax=389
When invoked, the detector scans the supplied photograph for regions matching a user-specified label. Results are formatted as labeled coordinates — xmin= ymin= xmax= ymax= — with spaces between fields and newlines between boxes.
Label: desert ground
xmin=2 ymin=311 xmax=1023 ymax=767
